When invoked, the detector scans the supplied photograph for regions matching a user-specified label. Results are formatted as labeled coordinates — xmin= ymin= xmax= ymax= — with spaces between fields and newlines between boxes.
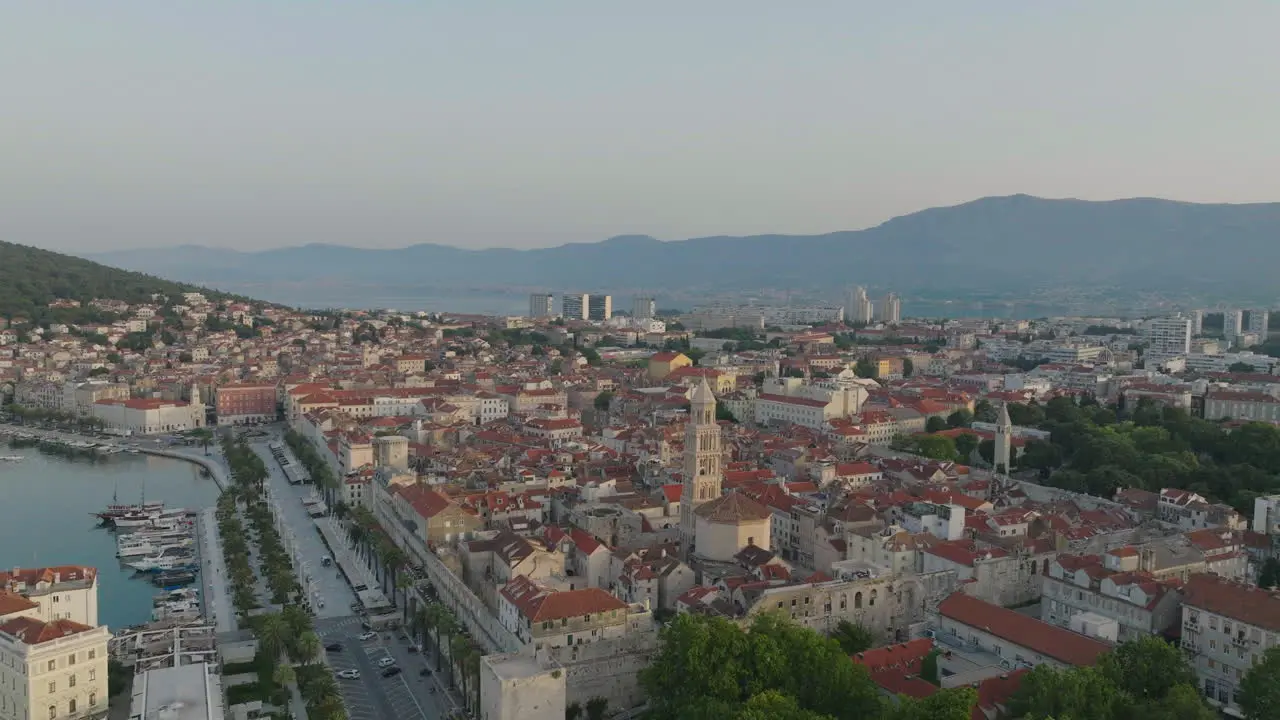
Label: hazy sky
xmin=3 ymin=2 xmax=1278 ymax=253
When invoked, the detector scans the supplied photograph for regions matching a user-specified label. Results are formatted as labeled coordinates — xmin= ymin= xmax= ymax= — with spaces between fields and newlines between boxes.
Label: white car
xmin=358 ymin=631 xmax=377 ymax=641
xmin=377 ymin=657 xmax=396 ymax=668
xmin=336 ymin=669 xmax=360 ymax=680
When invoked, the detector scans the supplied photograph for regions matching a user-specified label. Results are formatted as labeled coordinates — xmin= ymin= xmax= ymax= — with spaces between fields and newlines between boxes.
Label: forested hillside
xmin=0 ymin=240 xmax=249 ymax=319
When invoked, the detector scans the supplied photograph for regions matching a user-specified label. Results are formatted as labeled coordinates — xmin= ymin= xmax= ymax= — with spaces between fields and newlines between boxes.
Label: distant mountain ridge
xmin=85 ymin=195 xmax=1280 ymax=298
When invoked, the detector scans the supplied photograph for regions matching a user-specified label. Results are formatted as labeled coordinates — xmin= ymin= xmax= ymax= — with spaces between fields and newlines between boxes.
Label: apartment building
xmin=844 ymin=287 xmax=874 ymax=325
xmin=1143 ymin=315 xmax=1192 ymax=360
xmin=631 ymin=297 xmax=656 ymax=320
xmin=91 ymin=397 xmax=204 ymax=435
xmin=498 ymin=575 xmax=629 ymax=650
xmin=587 ymin=295 xmax=612 ymax=322
xmin=0 ymin=619 xmax=110 ymax=720
xmin=1204 ymin=389 xmax=1280 ymax=422
xmin=529 ymin=293 xmax=556 ymax=319
xmin=1180 ymin=573 xmax=1280 ymax=715
xmin=936 ymin=593 xmax=1110 ymax=672
xmin=0 ymin=567 xmax=99 ymax=627
xmin=215 ymin=383 xmax=278 ymax=425
xmin=1040 ymin=551 xmax=1183 ymax=643
xmin=561 ymin=294 xmax=589 ymax=321
xmin=878 ymin=293 xmax=901 ymax=324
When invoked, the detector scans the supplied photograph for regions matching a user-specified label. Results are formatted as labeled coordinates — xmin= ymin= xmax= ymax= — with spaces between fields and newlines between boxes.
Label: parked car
xmin=336 ymin=669 xmax=360 ymax=680
xmin=381 ymin=667 xmax=402 ymax=678
xmin=377 ymin=657 xmax=396 ymax=668
xmin=358 ymin=631 xmax=377 ymax=641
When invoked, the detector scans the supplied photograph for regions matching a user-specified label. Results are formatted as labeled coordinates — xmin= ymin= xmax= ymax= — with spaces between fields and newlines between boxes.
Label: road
xmin=252 ymin=438 xmax=455 ymax=719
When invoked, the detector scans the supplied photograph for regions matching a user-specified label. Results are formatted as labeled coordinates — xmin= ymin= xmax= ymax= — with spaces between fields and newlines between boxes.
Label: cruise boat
xmin=152 ymin=599 xmax=201 ymax=622
xmin=0 ymin=455 xmax=23 ymax=462
xmin=151 ymin=570 xmax=196 ymax=586
xmin=112 ymin=509 xmax=192 ymax=531
xmin=128 ymin=548 xmax=195 ymax=572
xmin=154 ymin=588 xmax=199 ymax=606
xmin=118 ymin=538 xmax=193 ymax=559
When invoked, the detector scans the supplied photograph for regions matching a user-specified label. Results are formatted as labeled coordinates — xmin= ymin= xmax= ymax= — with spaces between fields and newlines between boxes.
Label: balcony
xmin=1183 ymin=618 xmax=1201 ymax=633
xmin=1231 ymin=634 xmax=1252 ymax=648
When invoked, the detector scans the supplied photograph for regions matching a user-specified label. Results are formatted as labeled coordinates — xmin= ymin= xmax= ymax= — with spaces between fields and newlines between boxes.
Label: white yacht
xmin=118 ymin=538 xmax=193 ymax=559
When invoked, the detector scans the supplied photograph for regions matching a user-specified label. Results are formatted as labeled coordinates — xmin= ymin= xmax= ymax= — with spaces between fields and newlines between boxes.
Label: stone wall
xmin=539 ymin=634 xmax=659 ymax=714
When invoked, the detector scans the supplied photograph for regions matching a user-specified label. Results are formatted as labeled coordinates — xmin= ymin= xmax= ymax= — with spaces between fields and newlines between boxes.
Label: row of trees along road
xmin=994 ymin=395 xmax=1280 ymax=514
xmin=643 ymin=615 xmax=1270 ymax=720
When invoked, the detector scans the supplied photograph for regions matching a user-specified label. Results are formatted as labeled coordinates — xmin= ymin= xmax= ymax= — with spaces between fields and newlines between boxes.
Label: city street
xmin=252 ymin=441 xmax=355 ymax=617
xmin=315 ymin=616 xmax=459 ymax=720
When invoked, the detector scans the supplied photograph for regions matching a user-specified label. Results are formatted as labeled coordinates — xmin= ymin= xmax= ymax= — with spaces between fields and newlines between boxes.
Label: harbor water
xmin=0 ymin=445 xmax=220 ymax=631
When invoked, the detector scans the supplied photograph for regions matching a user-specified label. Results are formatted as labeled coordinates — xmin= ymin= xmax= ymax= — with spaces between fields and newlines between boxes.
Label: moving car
xmin=336 ymin=669 xmax=360 ymax=680
xmin=377 ymin=657 xmax=396 ymax=668
xmin=358 ymin=631 xmax=377 ymax=641
xmin=324 ymin=642 xmax=343 ymax=652
xmin=381 ymin=667 xmax=402 ymax=678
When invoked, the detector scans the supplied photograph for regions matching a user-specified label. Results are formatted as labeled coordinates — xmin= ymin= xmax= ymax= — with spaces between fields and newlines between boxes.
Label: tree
xmin=973 ymin=399 xmax=997 ymax=423
xmin=1229 ymin=361 xmax=1256 ymax=373
xmin=885 ymin=687 xmax=976 ymax=720
xmin=925 ymin=416 xmax=948 ymax=433
xmin=1260 ymin=557 xmax=1280 ymax=588
xmin=273 ymin=663 xmax=297 ymax=688
xmin=256 ymin=612 xmax=292 ymax=662
xmin=830 ymin=621 xmax=875 ymax=655
xmin=912 ymin=434 xmax=958 ymax=462
xmin=1240 ymin=646 xmax=1280 ymax=720
xmin=565 ymin=702 xmax=583 ymax=720
xmin=1020 ymin=439 xmax=1063 ymax=472
xmin=594 ymin=391 xmax=613 ymax=412
xmin=1097 ymin=636 xmax=1196 ymax=702
xmin=954 ymin=432 xmax=980 ymax=461
xmin=946 ymin=409 xmax=973 ymax=428
xmin=854 ymin=357 xmax=877 ymax=379
xmin=1008 ymin=664 xmax=1127 ymax=720
xmin=640 ymin=613 xmax=882 ymax=720
xmin=902 ymin=358 xmax=914 ymax=377
xmin=977 ymin=439 xmax=995 ymax=465
xmin=919 ymin=650 xmax=940 ymax=686
xmin=1142 ymin=683 xmax=1218 ymax=720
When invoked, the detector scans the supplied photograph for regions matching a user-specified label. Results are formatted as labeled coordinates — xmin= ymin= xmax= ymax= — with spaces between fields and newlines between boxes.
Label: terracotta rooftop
xmin=0 ymin=617 xmax=95 ymax=645
xmin=693 ymin=491 xmax=771 ymax=524
xmin=938 ymin=592 xmax=1110 ymax=667
xmin=1183 ymin=573 xmax=1280 ymax=632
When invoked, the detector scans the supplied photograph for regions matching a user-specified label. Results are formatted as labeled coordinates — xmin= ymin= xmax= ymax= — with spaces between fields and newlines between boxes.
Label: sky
xmin=2 ymin=2 xmax=1279 ymax=253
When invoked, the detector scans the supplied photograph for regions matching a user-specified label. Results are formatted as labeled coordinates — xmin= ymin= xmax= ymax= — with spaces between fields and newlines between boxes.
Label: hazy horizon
xmin=4 ymin=2 xmax=1279 ymax=253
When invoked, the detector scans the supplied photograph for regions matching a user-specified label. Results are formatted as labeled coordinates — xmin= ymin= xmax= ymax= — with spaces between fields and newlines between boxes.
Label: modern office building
xmin=528 ymin=293 xmax=556 ymax=319
xmin=1143 ymin=315 xmax=1192 ymax=360
xmin=844 ymin=286 xmax=874 ymax=324
xmin=561 ymin=294 xmax=589 ymax=321
xmin=1224 ymin=310 xmax=1244 ymax=344
xmin=587 ymin=294 xmax=613 ymax=321
xmin=129 ymin=662 xmax=225 ymax=720
xmin=631 ymin=296 xmax=656 ymax=320
xmin=878 ymin=293 xmax=901 ymax=324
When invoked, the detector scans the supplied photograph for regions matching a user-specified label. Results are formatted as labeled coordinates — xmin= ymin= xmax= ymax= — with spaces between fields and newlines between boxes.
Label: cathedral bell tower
xmin=680 ymin=378 xmax=722 ymax=556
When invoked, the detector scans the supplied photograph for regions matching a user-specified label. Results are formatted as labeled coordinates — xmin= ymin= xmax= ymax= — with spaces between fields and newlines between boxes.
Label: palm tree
xmin=396 ymin=575 xmax=414 ymax=622
xmin=433 ymin=607 xmax=459 ymax=675
xmin=273 ymin=663 xmax=296 ymax=689
xmin=310 ymin=693 xmax=348 ymax=720
xmin=301 ymin=672 xmax=339 ymax=705
xmin=413 ymin=606 xmax=435 ymax=652
xmin=463 ymin=644 xmax=482 ymax=712
xmin=450 ymin=634 xmax=473 ymax=704
xmin=282 ymin=604 xmax=311 ymax=638
xmin=566 ymin=702 xmax=583 ymax=720
xmin=256 ymin=612 xmax=291 ymax=662
xmin=293 ymin=630 xmax=321 ymax=666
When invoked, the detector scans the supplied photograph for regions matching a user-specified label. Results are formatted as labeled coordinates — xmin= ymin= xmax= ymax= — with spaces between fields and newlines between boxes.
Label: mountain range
xmin=86 ymin=195 xmax=1280 ymax=302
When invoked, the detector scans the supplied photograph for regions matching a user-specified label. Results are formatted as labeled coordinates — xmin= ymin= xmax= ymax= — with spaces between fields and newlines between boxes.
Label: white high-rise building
xmin=1190 ymin=309 xmax=1203 ymax=336
xmin=1224 ymin=309 xmax=1244 ymax=343
xmin=631 ymin=296 xmax=656 ymax=320
xmin=528 ymin=293 xmax=555 ymax=318
xmin=1248 ymin=309 xmax=1269 ymax=337
xmin=878 ymin=293 xmax=901 ymax=324
xmin=587 ymin=294 xmax=613 ymax=321
xmin=844 ymin=287 xmax=873 ymax=324
xmin=1144 ymin=315 xmax=1192 ymax=360
xmin=561 ymin=293 xmax=589 ymax=320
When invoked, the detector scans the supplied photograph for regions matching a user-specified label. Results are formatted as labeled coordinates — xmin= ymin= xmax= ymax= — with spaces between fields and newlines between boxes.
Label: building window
xmin=68 ymin=653 xmax=75 ymax=666
xmin=855 ymin=592 xmax=863 ymax=609
xmin=49 ymin=706 xmax=56 ymax=720
xmin=87 ymin=649 xmax=96 ymax=660
xmin=47 ymin=660 xmax=56 ymax=671
xmin=89 ymin=669 xmax=96 ymax=681
xmin=69 ymin=674 xmax=76 ymax=687
xmin=49 ymin=682 xmax=56 ymax=693
xmin=68 ymin=699 xmax=76 ymax=714
xmin=89 ymin=693 xmax=97 ymax=707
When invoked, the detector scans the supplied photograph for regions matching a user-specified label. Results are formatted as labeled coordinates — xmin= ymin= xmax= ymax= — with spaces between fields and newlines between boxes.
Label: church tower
xmin=994 ymin=402 xmax=1012 ymax=475
xmin=680 ymin=378 xmax=722 ymax=556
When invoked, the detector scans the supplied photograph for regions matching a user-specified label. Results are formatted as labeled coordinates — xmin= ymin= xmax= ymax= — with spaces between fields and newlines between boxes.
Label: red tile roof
xmin=1183 ymin=573 xmax=1280 ymax=632
xmin=0 ymin=617 xmax=95 ymax=645
xmin=938 ymin=593 xmax=1110 ymax=667
xmin=500 ymin=575 xmax=627 ymax=622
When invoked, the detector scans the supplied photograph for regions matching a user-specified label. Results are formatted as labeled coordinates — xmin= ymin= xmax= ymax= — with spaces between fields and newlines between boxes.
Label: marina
xmin=0 ymin=431 xmax=220 ymax=630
